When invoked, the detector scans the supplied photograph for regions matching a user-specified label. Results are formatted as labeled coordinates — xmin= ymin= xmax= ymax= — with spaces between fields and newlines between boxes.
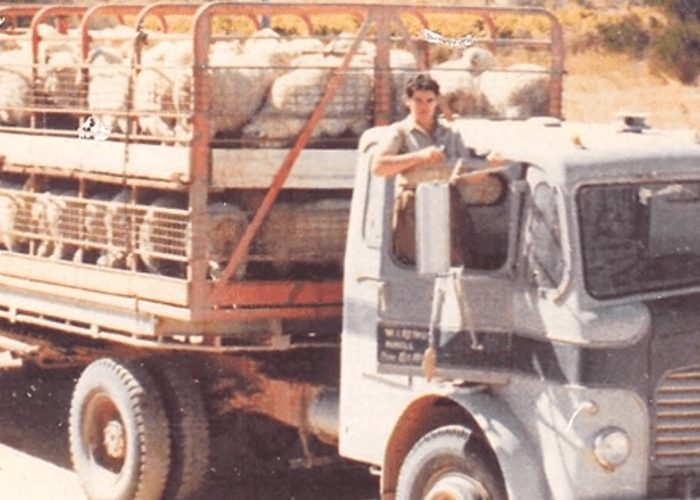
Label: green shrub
xmin=596 ymin=13 xmax=651 ymax=57
xmin=646 ymin=0 xmax=700 ymax=21
xmin=651 ymin=20 xmax=700 ymax=83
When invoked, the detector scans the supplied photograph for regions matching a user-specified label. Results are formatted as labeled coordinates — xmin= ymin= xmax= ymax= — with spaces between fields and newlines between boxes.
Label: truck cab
xmin=340 ymin=117 xmax=700 ymax=499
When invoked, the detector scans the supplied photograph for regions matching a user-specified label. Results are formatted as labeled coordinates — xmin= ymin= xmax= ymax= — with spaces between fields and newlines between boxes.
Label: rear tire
xmin=69 ymin=358 xmax=171 ymax=500
xmin=396 ymin=425 xmax=507 ymax=500
xmin=148 ymin=358 xmax=210 ymax=500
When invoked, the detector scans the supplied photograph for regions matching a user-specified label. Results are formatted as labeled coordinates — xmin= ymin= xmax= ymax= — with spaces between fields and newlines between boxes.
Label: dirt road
xmin=0 ymin=367 xmax=378 ymax=500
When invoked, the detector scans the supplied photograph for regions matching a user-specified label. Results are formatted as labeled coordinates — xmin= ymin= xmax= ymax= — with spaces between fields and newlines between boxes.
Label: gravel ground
xmin=0 ymin=366 xmax=378 ymax=500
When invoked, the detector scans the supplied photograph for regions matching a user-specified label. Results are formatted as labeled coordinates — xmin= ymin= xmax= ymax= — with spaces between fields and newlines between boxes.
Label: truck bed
xmin=0 ymin=2 xmax=564 ymax=350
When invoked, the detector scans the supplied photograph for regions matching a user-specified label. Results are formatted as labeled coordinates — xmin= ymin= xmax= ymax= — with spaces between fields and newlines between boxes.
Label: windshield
xmin=578 ymin=181 xmax=700 ymax=299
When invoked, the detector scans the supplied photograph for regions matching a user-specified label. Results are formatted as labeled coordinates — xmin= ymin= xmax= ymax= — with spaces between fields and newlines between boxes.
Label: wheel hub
xmin=103 ymin=419 xmax=126 ymax=459
xmin=426 ymin=472 xmax=491 ymax=500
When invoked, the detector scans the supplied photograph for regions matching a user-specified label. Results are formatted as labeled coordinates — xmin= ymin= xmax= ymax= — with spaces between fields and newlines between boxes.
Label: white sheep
xmin=205 ymin=31 xmax=317 ymax=138
xmin=86 ymin=45 xmax=131 ymax=134
xmin=430 ymin=47 xmax=496 ymax=117
xmin=0 ymin=181 xmax=25 ymax=251
xmin=0 ymin=49 xmax=31 ymax=126
xmin=388 ymin=49 xmax=419 ymax=118
xmin=133 ymin=40 xmax=192 ymax=138
xmin=0 ymin=24 xmax=80 ymax=122
xmin=479 ymin=63 xmax=551 ymax=119
xmin=242 ymin=52 xmax=372 ymax=144
xmin=95 ymin=189 xmax=134 ymax=269
xmin=41 ymin=49 xmax=81 ymax=109
xmin=30 ymin=190 xmax=80 ymax=260
xmin=323 ymin=32 xmax=376 ymax=57
xmin=138 ymin=197 xmax=248 ymax=279
xmin=84 ymin=26 xmax=142 ymax=134
xmin=254 ymin=198 xmax=350 ymax=275
xmin=133 ymin=29 xmax=297 ymax=140
xmin=33 ymin=24 xmax=82 ymax=110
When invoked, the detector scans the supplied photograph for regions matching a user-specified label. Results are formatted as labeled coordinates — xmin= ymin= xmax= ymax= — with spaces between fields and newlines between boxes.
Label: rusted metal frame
xmin=134 ymin=2 xmax=199 ymax=32
xmin=0 ymin=163 xmax=189 ymax=191
xmin=209 ymin=7 xmax=374 ymax=301
xmin=299 ymin=14 xmax=313 ymax=34
xmin=390 ymin=11 xmax=428 ymax=73
xmin=203 ymin=304 xmax=343 ymax=322
xmin=0 ymin=5 xmax=42 ymax=26
xmin=208 ymin=280 xmax=343 ymax=307
xmin=482 ymin=14 xmax=498 ymax=52
xmin=227 ymin=377 xmax=323 ymax=441
xmin=392 ymin=12 xmax=430 ymax=70
xmin=373 ymin=9 xmax=392 ymax=126
xmin=62 ymin=331 xmax=337 ymax=354
xmin=189 ymin=2 xmax=219 ymax=319
xmin=29 ymin=6 xmax=89 ymax=129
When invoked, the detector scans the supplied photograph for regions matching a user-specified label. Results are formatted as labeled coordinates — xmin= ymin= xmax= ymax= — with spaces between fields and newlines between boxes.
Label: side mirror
xmin=416 ymin=181 xmax=451 ymax=276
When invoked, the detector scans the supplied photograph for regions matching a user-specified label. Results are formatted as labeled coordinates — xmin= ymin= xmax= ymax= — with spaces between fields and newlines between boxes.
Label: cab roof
xmin=453 ymin=117 xmax=700 ymax=186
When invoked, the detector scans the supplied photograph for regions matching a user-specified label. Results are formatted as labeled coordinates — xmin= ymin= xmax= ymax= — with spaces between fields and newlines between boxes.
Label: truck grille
xmin=654 ymin=366 xmax=700 ymax=469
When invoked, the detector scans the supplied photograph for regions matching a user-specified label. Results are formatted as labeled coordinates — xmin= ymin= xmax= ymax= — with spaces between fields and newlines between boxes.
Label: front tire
xmin=69 ymin=358 xmax=171 ymax=500
xmin=396 ymin=425 xmax=507 ymax=500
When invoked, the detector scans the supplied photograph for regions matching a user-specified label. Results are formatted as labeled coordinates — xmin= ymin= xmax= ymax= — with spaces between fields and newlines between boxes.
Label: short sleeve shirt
xmin=375 ymin=116 xmax=474 ymax=188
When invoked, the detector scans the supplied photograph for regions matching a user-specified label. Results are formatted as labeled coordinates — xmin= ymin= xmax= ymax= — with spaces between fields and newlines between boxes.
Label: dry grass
xmin=564 ymin=50 xmax=700 ymax=130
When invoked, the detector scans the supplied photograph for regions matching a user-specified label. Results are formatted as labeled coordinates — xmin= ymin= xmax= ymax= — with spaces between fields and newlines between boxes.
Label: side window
xmin=527 ymin=182 xmax=564 ymax=288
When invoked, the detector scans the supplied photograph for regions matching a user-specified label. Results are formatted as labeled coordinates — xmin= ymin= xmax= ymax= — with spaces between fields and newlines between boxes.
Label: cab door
xmin=376 ymin=166 xmax=524 ymax=381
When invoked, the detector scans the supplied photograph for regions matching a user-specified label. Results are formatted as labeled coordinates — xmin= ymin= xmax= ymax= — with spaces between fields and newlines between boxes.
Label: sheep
xmin=34 ymin=24 xmax=82 ymax=110
xmin=242 ymin=52 xmax=372 ymax=145
xmin=430 ymin=47 xmax=496 ymax=117
xmin=253 ymin=198 xmax=350 ymax=276
xmin=138 ymin=197 xmax=248 ymax=279
xmin=85 ymin=27 xmax=141 ymax=134
xmin=323 ymin=31 xmax=376 ymax=57
xmin=29 ymin=190 xmax=80 ymax=260
xmin=0 ymin=24 xmax=81 ymax=123
xmin=0 ymin=50 xmax=31 ymax=126
xmin=133 ymin=40 xmax=192 ymax=139
xmin=205 ymin=31 xmax=321 ymax=138
xmin=479 ymin=63 xmax=551 ymax=119
xmin=93 ymin=189 xmax=134 ymax=269
xmin=132 ymin=29 xmax=299 ymax=140
xmin=86 ymin=46 xmax=131 ymax=134
xmin=40 ymin=48 xmax=81 ymax=109
xmin=204 ymin=202 xmax=249 ymax=280
xmin=0 ymin=181 xmax=25 ymax=251
xmin=137 ymin=195 xmax=186 ymax=275
xmin=388 ymin=49 xmax=420 ymax=118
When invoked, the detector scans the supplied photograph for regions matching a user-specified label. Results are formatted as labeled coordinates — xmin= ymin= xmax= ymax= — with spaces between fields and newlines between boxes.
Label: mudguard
xmin=449 ymin=389 xmax=553 ymax=500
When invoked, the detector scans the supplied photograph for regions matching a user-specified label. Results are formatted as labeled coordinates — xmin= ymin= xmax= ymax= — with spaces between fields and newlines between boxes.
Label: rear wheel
xmin=396 ymin=425 xmax=507 ymax=500
xmin=69 ymin=358 xmax=171 ymax=500
xmin=148 ymin=358 xmax=210 ymax=500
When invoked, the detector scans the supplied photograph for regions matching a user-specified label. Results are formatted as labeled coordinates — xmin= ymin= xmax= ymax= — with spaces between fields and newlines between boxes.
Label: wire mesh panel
xmin=0 ymin=5 xmax=562 ymax=144
xmin=0 ymin=186 xmax=190 ymax=274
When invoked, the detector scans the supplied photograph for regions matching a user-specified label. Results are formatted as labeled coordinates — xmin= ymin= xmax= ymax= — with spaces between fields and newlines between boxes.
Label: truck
xmin=0 ymin=2 xmax=699 ymax=499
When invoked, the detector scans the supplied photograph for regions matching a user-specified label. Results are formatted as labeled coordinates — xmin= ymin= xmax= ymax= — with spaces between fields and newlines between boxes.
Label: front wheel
xmin=69 ymin=358 xmax=171 ymax=500
xmin=396 ymin=425 xmax=507 ymax=500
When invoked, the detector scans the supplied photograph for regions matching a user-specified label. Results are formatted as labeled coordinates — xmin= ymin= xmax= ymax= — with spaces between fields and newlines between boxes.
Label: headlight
xmin=593 ymin=427 xmax=631 ymax=470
